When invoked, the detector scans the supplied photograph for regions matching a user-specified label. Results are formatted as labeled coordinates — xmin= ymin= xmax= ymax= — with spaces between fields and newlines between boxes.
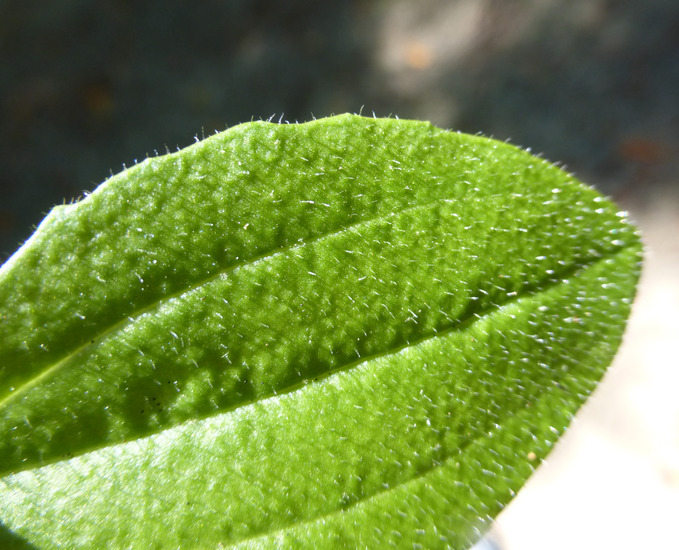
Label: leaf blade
xmin=0 ymin=115 xmax=641 ymax=548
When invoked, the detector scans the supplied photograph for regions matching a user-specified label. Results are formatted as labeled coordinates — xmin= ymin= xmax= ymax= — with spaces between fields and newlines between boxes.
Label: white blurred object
xmin=471 ymin=535 xmax=502 ymax=550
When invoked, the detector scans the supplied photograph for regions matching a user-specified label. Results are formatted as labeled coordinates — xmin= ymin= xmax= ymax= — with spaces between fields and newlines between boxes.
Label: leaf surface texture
xmin=0 ymin=114 xmax=641 ymax=549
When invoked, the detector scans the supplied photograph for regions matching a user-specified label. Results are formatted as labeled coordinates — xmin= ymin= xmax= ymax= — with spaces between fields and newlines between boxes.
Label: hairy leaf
xmin=0 ymin=114 xmax=641 ymax=548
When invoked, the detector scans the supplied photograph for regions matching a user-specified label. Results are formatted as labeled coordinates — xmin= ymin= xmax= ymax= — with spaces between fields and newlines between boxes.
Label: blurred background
xmin=1 ymin=0 xmax=677 ymax=547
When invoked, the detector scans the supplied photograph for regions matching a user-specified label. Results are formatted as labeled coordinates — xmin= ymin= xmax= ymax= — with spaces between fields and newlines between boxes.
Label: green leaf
xmin=0 ymin=114 xmax=641 ymax=549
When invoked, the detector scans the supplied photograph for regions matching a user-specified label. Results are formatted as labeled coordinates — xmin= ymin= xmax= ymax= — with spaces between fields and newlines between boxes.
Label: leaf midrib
xmin=1 ymin=217 xmax=630 ymax=461
xmin=2 ymin=242 xmax=628 ymax=485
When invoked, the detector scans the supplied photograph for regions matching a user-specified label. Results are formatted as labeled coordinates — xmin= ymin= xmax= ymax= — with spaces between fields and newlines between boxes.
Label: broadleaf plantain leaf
xmin=0 ymin=114 xmax=641 ymax=549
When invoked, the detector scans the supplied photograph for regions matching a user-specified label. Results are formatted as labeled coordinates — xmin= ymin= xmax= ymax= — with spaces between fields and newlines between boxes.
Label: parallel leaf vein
xmin=0 ymin=197 xmax=457 ymax=409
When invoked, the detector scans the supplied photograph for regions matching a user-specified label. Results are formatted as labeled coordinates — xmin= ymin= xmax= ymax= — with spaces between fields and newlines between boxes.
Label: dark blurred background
xmin=1 ymin=2 xmax=678 ymax=548
xmin=1 ymin=0 xmax=677 ymax=259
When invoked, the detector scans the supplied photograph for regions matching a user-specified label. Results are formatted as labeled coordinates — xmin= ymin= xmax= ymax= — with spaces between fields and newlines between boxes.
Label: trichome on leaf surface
xmin=0 ymin=114 xmax=641 ymax=549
